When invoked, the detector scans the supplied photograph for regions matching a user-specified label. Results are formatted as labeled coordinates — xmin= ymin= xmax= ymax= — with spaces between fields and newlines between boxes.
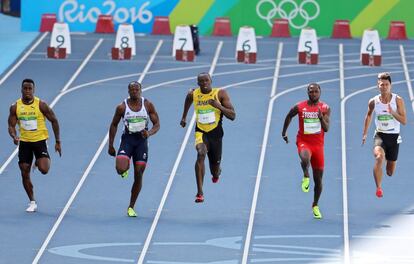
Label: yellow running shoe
xmin=312 ymin=206 xmax=322 ymax=219
xmin=121 ymin=170 xmax=129 ymax=179
xmin=127 ymin=207 xmax=137 ymax=217
xmin=301 ymin=177 xmax=310 ymax=193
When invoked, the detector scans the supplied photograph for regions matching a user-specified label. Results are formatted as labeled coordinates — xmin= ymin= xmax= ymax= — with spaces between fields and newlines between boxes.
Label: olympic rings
xmin=256 ymin=0 xmax=320 ymax=29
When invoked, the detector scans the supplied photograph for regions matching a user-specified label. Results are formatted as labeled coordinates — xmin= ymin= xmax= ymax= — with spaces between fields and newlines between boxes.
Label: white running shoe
xmin=26 ymin=201 xmax=37 ymax=212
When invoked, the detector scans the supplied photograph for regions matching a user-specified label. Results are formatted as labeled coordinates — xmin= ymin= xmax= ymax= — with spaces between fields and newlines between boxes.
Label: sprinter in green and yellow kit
xmin=180 ymin=73 xmax=236 ymax=203
xmin=8 ymin=79 xmax=61 ymax=212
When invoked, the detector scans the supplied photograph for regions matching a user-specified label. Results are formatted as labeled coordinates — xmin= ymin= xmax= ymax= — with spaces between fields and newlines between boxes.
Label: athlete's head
xmin=128 ymin=81 xmax=142 ymax=100
xmin=197 ymin=72 xmax=212 ymax=91
xmin=21 ymin=78 xmax=35 ymax=102
xmin=307 ymin=83 xmax=321 ymax=103
xmin=377 ymin=72 xmax=392 ymax=94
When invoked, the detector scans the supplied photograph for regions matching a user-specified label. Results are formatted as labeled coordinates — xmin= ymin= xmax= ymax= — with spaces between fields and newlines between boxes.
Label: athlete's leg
xmin=373 ymin=146 xmax=385 ymax=188
xmin=129 ymin=162 xmax=145 ymax=209
xmin=116 ymin=155 xmax=130 ymax=175
xmin=386 ymin=161 xmax=396 ymax=176
xmin=312 ymin=168 xmax=323 ymax=207
xmin=195 ymin=143 xmax=207 ymax=195
xmin=35 ymin=157 xmax=50 ymax=174
xmin=19 ymin=162 xmax=34 ymax=201
xmin=298 ymin=149 xmax=311 ymax=178
xmin=208 ymin=136 xmax=222 ymax=181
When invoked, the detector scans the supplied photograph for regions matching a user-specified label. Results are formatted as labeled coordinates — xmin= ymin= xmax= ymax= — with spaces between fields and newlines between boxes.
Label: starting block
xmin=152 ymin=16 xmax=171 ymax=35
xmin=47 ymin=47 xmax=66 ymax=59
xmin=213 ymin=17 xmax=232 ymax=36
xmin=111 ymin=47 xmax=132 ymax=60
xmin=173 ymin=25 xmax=195 ymax=61
xmin=271 ymin=19 xmax=290 ymax=37
xmin=236 ymin=26 xmax=257 ymax=64
xmin=387 ymin=21 xmax=407 ymax=40
xmin=39 ymin=13 xmax=56 ymax=32
xmin=112 ymin=23 xmax=135 ymax=60
xmin=48 ymin=22 xmax=71 ymax=59
xmin=298 ymin=28 xmax=318 ymax=64
xmin=360 ymin=29 xmax=381 ymax=66
xmin=175 ymin=50 xmax=195 ymax=61
xmin=95 ymin=15 xmax=115 ymax=33
xmin=331 ymin=20 xmax=351 ymax=39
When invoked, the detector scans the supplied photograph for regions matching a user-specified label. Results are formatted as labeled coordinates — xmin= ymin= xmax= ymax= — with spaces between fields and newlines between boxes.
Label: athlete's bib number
xmin=197 ymin=109 xmax=215 ymax=124
xmin=128 ymin=118 xmax=146 ymax=132
xmin=377 ymin=114 xmax=395 ymax=131
xmin=303 ymin=118 xmax=321 ymax=134
xmin=20 ymin=118 xmax=38 ymax=131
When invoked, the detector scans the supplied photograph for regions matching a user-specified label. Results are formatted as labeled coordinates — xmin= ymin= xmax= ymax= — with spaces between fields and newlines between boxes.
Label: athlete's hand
xmin=387 ymin=104 xmax=394 ymax=114
xmin=55 ymin=142 xmax=62 ymax=157
xmin=282 ymin=134 xmax=289 ymax=143
xmin=318 ymin=108 xmax=323 ymax=119
xmin=141 ymin=129 xmax=150 ymax=139
xmin=362 ymin=134 xmax=367 ymax=145
xmin=208 ymin=99 xmax=221 ymax=109
xmin=12 ymin=136 xmax=19 ymax=145
xmin=180 ymin=118 xmax=186 ymax=128
xmin=108 ymin=145 xmax=116 ymax=156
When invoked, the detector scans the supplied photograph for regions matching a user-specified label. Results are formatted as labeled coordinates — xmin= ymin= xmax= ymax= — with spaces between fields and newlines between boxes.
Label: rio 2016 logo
xmin=58 ymin=0 xmax=153 ymax=24
xmin=256 ymin=0 xmax=320 ymax=29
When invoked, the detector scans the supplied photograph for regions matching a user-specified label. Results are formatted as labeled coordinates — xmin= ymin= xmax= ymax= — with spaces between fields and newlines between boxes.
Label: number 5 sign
xmin=50 ymin=22 xmax=71 ymax=54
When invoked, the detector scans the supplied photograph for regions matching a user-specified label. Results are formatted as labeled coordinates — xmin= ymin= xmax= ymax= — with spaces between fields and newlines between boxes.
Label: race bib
xmin=303 ymin=118 xmax=321 ymax=134
xmin=197 ymin=109 xmax=216 ymax=124
xmin=377 ymin=114 xmax=395 ymax=131
xmin=20 ymin=118 xmax=38 ymax=131
xmin=127 ymin=117 xmax=146 ymax=132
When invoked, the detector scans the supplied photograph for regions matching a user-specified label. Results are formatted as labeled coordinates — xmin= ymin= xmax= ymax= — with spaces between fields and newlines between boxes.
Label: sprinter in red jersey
xmin=281 ymin=83 xmax=330 ymax=219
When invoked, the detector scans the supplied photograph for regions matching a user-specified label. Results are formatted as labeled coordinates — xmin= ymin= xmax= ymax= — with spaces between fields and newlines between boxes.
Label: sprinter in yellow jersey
xmin=8 ymin=79 xmax=61 ymax=212
xmin=180 ymin=73 xmax=236 ymax=203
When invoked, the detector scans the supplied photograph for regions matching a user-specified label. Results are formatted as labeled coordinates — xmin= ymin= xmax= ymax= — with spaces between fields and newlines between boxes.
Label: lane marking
xmin=242 ymin=42 xmax=283 ymax=264
xmin=32 ymin=40 xmax=163 ymax=264
xmin=400 ymin=45 xmax=414 ymax=112
xmin=136 ymin=41 xmax=223 ymax=264
xmin=339 ymin=43 xmax=350 ymax=264
xmin=0 ymin=32 xmax=48 ymax=86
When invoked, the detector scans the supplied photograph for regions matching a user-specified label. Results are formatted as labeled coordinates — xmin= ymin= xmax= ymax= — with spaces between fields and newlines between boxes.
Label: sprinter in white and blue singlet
xmin=180 ymin=73 xmax=236 ymax=203
xmin=108 ymin=81 xmax=160 ymax=217
xmin=362 ymin=72 xmax=406 ymax=198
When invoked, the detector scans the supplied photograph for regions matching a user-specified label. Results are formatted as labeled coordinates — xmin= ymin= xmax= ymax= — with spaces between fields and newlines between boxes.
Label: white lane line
xmin=136 ymin=41 xmax=223 ymax=264
xmin=0 ymin=39 xmax=103 ymax=175
xmin=0 ymin=32 xmax=48 ymax=86
xmin=339 ymin=43 xmax=350 ymax=264
xmin=60 ymin=39 xmax=104 ymax=93
xmin=400 ymin=45 xmax=414 ymax=112
xmin=242 ymin=42 xmax=283 ymax=264
xmin=32 ymin=40 xmax=163 ymax=264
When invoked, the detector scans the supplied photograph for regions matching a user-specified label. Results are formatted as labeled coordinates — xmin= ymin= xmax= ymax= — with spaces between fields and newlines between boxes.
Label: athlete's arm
xmin=40 ymin=101 xmax=61 ymax=156
xmin=180 ymin=90 xmax=194 ymax=128
xmin=319 ymin=106 xmax=331 ymax=132
xmin=8 ymin=103 xmax=19 ymax=145
xmin=281 ymin=105 xmax=299 ymax=143
xmin=390 ymin=96 xmax=407 ymax=125
xmin=213 ymin=89 xmax=236 ymax=121
xmin=362 ymin=99 xmax=375 ymax=145
xmin=108 ymin=103 xmax=125 ymax=156
xmin=142 ymin=100 xmax=160 ymax=138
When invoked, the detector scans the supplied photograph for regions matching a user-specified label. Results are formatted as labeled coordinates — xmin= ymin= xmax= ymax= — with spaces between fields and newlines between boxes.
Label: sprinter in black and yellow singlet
xmin=180 ymin=73 xmax=236 ymax=203
xmin=108 ymin=81 xmax=160 ymax=217
xmin=8 ymin=79 xmax=61 ymax=212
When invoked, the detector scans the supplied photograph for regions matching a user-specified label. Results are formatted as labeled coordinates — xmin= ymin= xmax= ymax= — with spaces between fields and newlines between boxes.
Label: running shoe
xmin=195 ymin=194 xmax=204 ymax=203
xmin=212 ymin=176 xmax=219 ymax=183
xmin=26 ymin=201 xmax=37 ymax=212
xmin=121 ymin=170 xmax=129 ymax=179
xmin=376 ymin=187 xmax=383 ymax=198
xmin=127 ymin=207 xmax=137 ymax=217
xmin=312 ymin=205 xmax=322 ymax=219
xmin=301 ymin=177 xmax=310 ymax=193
